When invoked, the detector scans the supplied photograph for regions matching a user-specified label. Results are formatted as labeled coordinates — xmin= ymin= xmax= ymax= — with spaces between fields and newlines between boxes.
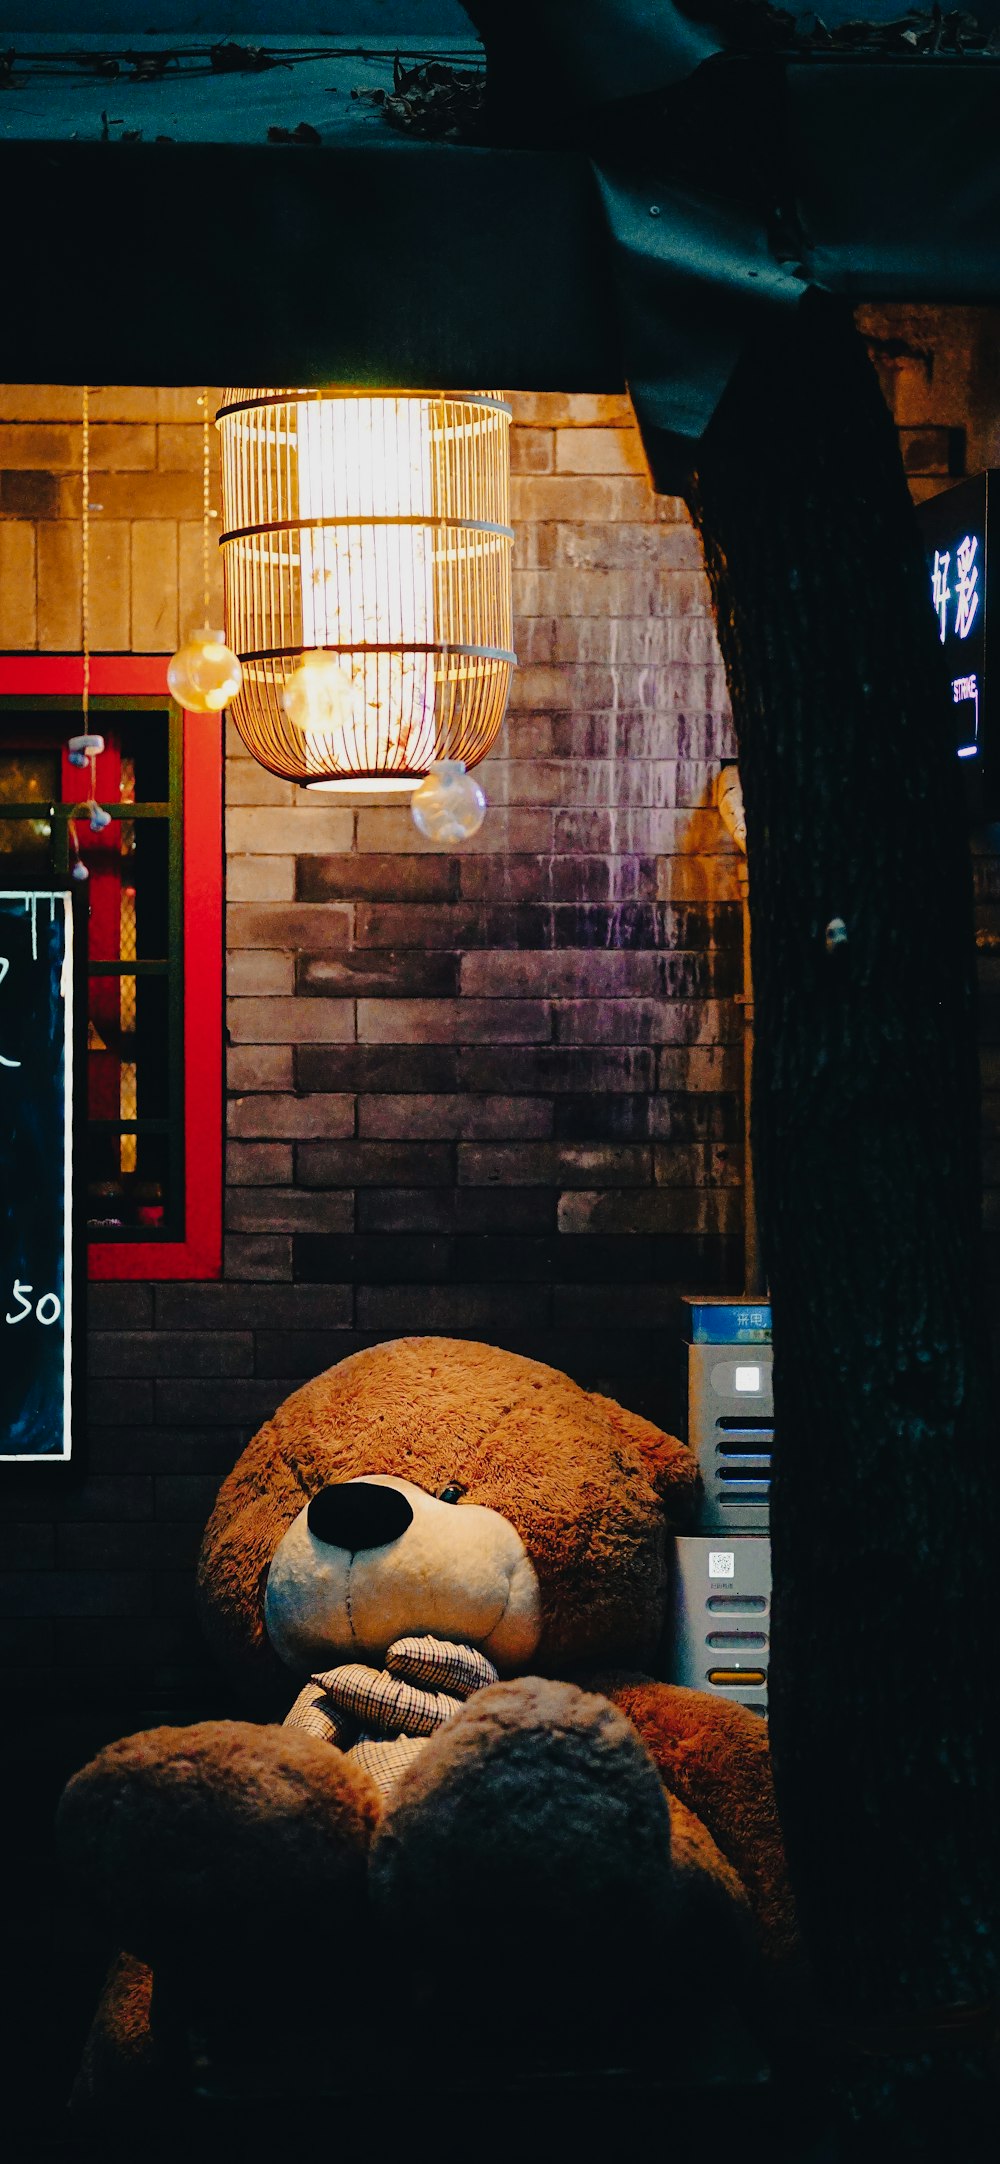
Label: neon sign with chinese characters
xmin=932 ymin=532 xmax=980 ymax=651
xmin=917 ymin=473 xmax=991 ymax=769
xmin=930 ymin=524 xmax=983 ymax=756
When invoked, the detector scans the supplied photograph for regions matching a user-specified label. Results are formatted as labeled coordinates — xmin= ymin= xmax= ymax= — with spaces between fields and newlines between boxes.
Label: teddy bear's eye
xmin=438 ymin=1481 xmax=466 ymax=1504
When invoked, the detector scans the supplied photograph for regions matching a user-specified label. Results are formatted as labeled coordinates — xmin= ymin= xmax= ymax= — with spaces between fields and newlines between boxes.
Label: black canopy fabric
xmin=573 ymin=52 xmax=1000 ymax=486
xmin=1 ymin=26 xmax=999 ymax=480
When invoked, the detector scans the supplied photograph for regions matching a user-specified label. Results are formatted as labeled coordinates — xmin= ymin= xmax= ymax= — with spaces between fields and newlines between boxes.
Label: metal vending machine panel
xmin=671 ymin=1536 xmax=772 ymax=1715
xmin=670 ymin=1300 xmax=773 ymax=1714
xmin=685 ymin=1299 xmax=773 ymax=1530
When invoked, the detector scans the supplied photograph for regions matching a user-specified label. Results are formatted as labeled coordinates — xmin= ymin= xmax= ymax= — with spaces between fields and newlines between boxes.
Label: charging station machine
xmin=670 ymin=1298 xmax=773 ymax=1715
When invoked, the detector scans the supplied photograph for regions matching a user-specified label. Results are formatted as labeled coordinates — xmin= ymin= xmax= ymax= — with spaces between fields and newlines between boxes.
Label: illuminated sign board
xmin=1 ymin=891 xmax=77 ymax=1462
xmin=917 ymin=472 xmax=992 ymax=775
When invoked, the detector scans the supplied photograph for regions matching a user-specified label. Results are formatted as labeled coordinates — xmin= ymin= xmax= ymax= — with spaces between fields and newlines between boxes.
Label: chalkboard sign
xmin=0 ymin=891 xmax=77 ymax=1463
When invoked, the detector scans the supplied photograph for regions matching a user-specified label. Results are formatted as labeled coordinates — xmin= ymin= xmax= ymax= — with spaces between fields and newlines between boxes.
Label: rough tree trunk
xmin=687 ymin=293 xmax=998 ymax=2037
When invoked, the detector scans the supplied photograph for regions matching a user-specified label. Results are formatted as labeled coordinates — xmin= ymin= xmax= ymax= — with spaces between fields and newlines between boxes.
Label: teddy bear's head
xmin=197 ymin=1337 xmax=697 ymax=1710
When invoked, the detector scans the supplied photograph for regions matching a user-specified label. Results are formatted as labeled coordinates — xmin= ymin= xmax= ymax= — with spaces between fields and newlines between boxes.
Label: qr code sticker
xmin=708 ymin=1550 xmax=736 ymax=1580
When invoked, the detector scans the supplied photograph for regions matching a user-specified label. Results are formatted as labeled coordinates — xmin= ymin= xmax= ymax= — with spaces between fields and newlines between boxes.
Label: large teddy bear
xmin=59 ymin=1337 xmax=799 ymax=2107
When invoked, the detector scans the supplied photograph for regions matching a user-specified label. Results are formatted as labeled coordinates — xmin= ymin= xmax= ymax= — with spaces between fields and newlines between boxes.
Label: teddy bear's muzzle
xmin=264 ymin=1474 xmax=545 ymax=1677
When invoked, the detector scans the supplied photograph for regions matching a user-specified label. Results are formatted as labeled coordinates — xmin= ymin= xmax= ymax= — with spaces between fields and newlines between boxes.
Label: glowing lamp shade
xmin=216 ymin=389 xmax=515 ymax=790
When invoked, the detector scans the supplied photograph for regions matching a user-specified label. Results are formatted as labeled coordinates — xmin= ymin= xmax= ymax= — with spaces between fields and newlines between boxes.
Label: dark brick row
xmin=355 ymin=1188 xmax=556 ymax=1233
xmin=457 ymin=952 xmax=737 ymax=999
xmin=88 ymin=1332 xmax=255 ymax=1378
xmin=249 ymin=951 xmax=743 ymax=1003
xmin=345 ymin=900 xmax=740 ymax=954
xmin=290 ymin=1235 xmax=538 ymax=1288
xmin=356 ymin=1096 xmax=553 ymax=1140
xmin=462 ymin=854 xmax=663 ymax=902
xmin=293 ymin=1043 xmax=726 ymax=1095
xmin=86 ymin=1427 xmax=248 ymax=1476
xmin=298 ymin=854 xmax=459 ymax=902
xmin=299 ymin=850 xmax=734 ymax=907
xmin=502 ymin=713 xmax=735 ymax=761
xmin=0 ymin=1572 xmax=153 ymax=1619
xmin=53 ymin=1522 xmax=202 ymax=1571
xmin=290 ymin=1231 xmax=736 ymax=1288
xmin=293 ymin=1140 xmax=659 ymax=1189
xmin=554 ymin=1091 xmax=740 ymax=1141
xmin=228 ymin=903 xmax=351 ymax=951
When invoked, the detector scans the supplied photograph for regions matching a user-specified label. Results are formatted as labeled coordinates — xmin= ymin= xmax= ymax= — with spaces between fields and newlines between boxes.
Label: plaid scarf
xmin=284 ymin=1634 xmax=499 ymax=1801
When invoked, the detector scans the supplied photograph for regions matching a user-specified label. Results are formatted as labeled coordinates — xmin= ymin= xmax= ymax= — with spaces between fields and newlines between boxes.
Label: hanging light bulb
xmin=167 ymin=391 xmax=243 ymax=713
xmin=281 ymin=650 xmax=424 ymax=794
xmin=167 ymin=626 xmax=242 ymax=713
xmin=410 ymin=760 xmax=486 ymax=844
xmin=281 ymin=650 xmax=358 ymax=762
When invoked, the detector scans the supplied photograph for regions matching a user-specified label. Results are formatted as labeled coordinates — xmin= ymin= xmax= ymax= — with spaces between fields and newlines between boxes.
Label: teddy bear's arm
xmin=601 ymin=1680 xmax=798 ymax=1968
xmin=57 ymin=1718 xmax=380 ymax=1984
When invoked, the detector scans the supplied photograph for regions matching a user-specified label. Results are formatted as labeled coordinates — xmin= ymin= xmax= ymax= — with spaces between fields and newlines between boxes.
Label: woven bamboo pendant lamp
xmin=216 ymin=388 xmax=515 ymax=793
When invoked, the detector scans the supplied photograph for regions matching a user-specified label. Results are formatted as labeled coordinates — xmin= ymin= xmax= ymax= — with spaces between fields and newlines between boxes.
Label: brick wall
xmin=1 ymin=325 xmax=998 ymax=1710
xmin=0 ymin=383 xmax=743 ymax=1706
xmin=222 ymin=394 xmax=743 ymax=1396
xmin=0 ymin=384 xmax=224 ymax=649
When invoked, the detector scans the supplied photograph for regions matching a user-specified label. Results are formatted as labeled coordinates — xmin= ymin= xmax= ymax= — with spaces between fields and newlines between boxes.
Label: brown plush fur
xmin=71 ymin=1954 xmax=158 ymax=2113
xmin=605 ymin=1679 xmax=797 ymax=1969
xmin=198 ymin=1337 xmax=698 ymax=1709
xmin=586 ymin=1389 xmax=698 ymax=1509
xmin=373 ymin=1677 xmax=675 ymax=1918
xmin=370 ymin=1679 xmax=764 ymax=2071
xmin=58 ymin=1720 xmax=379 ymax=1971
xmin=370 ymin=1677 xmax=678 ymax=2048
xmin=63 ymin=1337 xmax=797 ymax=2103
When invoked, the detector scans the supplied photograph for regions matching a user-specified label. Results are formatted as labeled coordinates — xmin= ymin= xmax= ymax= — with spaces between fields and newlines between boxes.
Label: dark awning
xmin=0 ymin=37 xmax=621 ymax=388
xmin=2 ymin=27 xmax=999 ymax=480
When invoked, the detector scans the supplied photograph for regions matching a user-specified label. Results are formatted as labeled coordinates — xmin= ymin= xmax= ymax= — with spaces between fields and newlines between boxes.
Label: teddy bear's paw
xmin=314 ymin=1659 xmax=466 ymax=1738
xmin=58 ymin=1719 xmax=380 ymax=1987
xmin=385 ymin=1634 xmax=499 ymax=1697
xmin=284 ymin=1676 xmax=356 ymax=1746
xmin=369 ymin=1676 xmax=694 ymax=2064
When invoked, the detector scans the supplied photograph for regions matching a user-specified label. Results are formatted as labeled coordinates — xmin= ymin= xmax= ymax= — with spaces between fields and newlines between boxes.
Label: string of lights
xmin=201 ymin=393 xmax=212 ymax=632
xmin=165 ymin=394 xmax=242 ymax=715
xmin=66 ymin=385 xmax=112 ymax=881
xmin=80 ymin=383 xmax=89 ymax=736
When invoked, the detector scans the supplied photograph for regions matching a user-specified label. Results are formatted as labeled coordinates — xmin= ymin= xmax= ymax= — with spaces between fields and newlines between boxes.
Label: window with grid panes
xmin=0 ymin=661 xmax=222 ymax=1279
xmin=0 ymin=698 xmax=182 ymax=1236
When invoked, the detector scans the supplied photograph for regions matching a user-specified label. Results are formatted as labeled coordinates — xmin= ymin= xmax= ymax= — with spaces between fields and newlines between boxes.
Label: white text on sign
xmin=5 ymin=1280 xmax=62 ymax=1327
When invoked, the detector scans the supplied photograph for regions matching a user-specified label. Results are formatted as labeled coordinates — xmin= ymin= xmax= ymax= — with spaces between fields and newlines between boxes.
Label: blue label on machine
xmin=685 ymin=1300 xmax=772 ymax=1343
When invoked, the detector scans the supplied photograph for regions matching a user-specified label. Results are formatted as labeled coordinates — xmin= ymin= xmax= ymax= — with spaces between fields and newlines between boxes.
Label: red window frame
xmin=0 ymin=656 xmax=222 ymax=1280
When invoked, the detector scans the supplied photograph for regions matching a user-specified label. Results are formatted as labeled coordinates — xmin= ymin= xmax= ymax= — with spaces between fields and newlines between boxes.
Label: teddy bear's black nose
xmin=307 ymin=1481 xmax=414 ymax=1552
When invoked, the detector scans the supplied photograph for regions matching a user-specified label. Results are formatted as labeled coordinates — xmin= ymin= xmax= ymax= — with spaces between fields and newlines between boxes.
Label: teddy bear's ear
xmin=587 ymin=1393 xmax=700 ymax=1528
